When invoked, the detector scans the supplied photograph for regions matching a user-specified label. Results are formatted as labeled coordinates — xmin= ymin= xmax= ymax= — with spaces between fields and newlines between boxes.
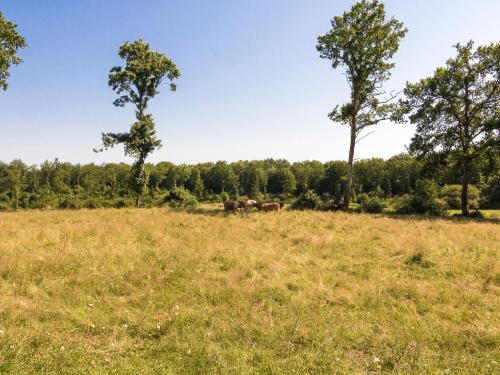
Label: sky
xmin=1 ymin=0 xmax=499 ymax=166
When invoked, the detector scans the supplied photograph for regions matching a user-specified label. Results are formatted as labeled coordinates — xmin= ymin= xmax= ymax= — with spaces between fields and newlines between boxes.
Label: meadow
xmin=0 ymin=207 xmax=499 ymax=374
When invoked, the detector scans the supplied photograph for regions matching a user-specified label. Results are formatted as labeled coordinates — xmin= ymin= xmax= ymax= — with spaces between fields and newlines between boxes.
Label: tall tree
xmin=316 ymin=0 xmax=406 ymax=209
xmin=95 ymin=39 xmax=180 ymax=206
xmin=0 ymin=11 xmax=27 ymax=91
xmin=402 ymin=41 xmax=500 ymax=216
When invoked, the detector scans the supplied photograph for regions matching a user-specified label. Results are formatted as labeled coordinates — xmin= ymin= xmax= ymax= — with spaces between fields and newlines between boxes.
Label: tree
xmin=402 ymin=41 xmax=500 ymax=216
xmin=316 ymin=0 xmax=406 ymax=210
xmin=187 ymin=168 xmax=204 ymax=198
xmin=95 ymin=39 xmax=180 ymax=206
xmin=248 ymin=167 xmax=262 ymax=200
xmin=0 ymin=11 xmax=27 ymax=90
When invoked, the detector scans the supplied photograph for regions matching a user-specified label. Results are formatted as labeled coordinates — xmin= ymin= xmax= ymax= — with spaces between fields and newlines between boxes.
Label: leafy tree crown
xmin=0 ymin=11 xmax=27 ymax=90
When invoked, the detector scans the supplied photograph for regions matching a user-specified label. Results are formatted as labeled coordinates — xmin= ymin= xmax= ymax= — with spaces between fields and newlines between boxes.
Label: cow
xmin=246 ymin=200 xmax=257 ymax=207
xmin=223 ymin=200 xmax=239 ymax=212
xmin=238 ymin=200 xmax=247 ymax=209
xmin=262 ymin=202 xmax=280 ymax=212
xmin=279 ymin=201 xmax=285 ymax=209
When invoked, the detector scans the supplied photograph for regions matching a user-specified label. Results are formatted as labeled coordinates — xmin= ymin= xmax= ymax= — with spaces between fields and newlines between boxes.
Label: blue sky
xmin=1 ymin=0 xmax=499 ymax=165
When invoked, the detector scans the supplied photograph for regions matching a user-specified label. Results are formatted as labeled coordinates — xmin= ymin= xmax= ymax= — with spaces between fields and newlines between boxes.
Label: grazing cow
xmin=241 ymin=200 xmax=257 ymax=210
xmin=223 ymin=200 xmax=239 ymax=212
xmin=279 ymin=201 xmax=285 ymax=209
xmin=246 ymin=200 xmax=257 ymax=207
xmin=238 ymin=200 xmax=247 ymax=209
xmin=262 ymin=202 xmax=280 ymax=212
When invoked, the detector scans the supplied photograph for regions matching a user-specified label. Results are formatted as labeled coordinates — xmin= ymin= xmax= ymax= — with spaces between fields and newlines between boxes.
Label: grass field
xmin=0 ymin=207 xmax=499 ymax=374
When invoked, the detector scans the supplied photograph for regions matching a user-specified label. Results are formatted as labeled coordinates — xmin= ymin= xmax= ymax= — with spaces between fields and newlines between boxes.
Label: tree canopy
xmin=0 ymin=11 xmax=27 ymax=90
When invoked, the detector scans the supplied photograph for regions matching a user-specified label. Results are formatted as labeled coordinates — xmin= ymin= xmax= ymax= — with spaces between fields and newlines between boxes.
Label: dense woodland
xmin=0 ymin=152 xmax=498 ymax=211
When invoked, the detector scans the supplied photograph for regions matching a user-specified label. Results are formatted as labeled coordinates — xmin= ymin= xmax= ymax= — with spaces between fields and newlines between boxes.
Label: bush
xmin=83 ymin=198 xmax=103 ymax=209
xmin=220 ymin=192 xmax=229 ymax=202
xmin=58 ymin=195 xmax=82 ymax=210
xmin=292 ymin=190 xmax=322 ymax=210
xmin=411 ymin=180 xmax=447 ymax=216
xmin=395 ymin=180 xmax=448 ymax=216
xmin=360 ymin=196 xmax=386 ymax=213
xmin=113 ymin=198 xmax=134 ymax=208
xmin=163 ymin=187 xmax=198 ymax=208
xmin=441 ymin=184 xmax=480 ymax=210
xmin=394 ymin=194 xmax=414 ymax=215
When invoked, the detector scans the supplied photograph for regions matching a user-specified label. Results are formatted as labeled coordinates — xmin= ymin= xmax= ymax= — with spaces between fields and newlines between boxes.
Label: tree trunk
xmin=344 ymin=124 xmax=357 ymax=210
xmin=134 ymin=156 xmax=146 ymax=208
xmin=461 ymin=157 xmax=470 ymax=216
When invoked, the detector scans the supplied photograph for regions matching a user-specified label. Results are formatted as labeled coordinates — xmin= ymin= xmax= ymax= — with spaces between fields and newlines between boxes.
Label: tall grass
xmin=0 ymin=208 xmax=498 ymax=374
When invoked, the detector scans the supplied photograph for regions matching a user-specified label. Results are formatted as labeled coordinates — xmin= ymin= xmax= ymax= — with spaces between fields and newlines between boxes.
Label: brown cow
xmin=279 ymin=201 xmax=285 ymax=209
xmin=223 ymin=200 xmax=239 ymax=212
xmin=238 ymin=200 xmax=247 ymax=209
xmin=262 ymin=202 xmax=280 ymax=212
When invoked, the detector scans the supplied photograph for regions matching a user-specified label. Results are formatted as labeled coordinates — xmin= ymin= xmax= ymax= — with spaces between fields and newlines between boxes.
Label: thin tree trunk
xmin=134 ymin=156 xmax=146 ymax=208
xmin=461 ymin=157 xmax=470 ymax=216
xmin=344 ymin=124 xmax=357 ymax=210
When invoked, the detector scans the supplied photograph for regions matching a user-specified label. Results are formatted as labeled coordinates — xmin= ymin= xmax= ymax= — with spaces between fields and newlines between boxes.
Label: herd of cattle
xmin=223 ymin=200 xmax=285 ymax=212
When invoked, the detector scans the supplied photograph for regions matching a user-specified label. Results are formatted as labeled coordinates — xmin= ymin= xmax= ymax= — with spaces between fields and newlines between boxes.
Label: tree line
xmin=1 ymin=1 xmax=498 ymax=216
xmin=0 ymin=153 xmax=498 ymax=211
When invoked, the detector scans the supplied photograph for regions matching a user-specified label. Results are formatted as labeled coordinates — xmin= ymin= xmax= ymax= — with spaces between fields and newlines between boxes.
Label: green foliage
xmin=0 ymin=156 xmax=496 ymax=214
xmin=317 ymin=0 xmax=407 ymax=208
xmin=402 ymin=41 xmax=500 ymax=215
xmin=248 ymin=167 xmax=261 ymax=200
xmin=358 ymin=194 xmax=386 ymax=213
xmin=163 ymin=187 xmax=198 ymax=208
xmin=292 ymin=190 xmax=322 ymax=211
xmin=397 ymin=180 xmax=448 ymax=216
xmin=0 ymin=11 xmax=27 ymax=90
xmin=480 ymin=175 xmax=500 ymax=209
xmin=393 ymin=194 xmax=414 ymax=215
xmin=96 ymin=39 xmax=180 ymax=207
xmin=441 ymin=184 xmax=480 ymax=210
xmin=187 ymin=168 xmax=204 ymax=198
xmin=107 ymin=39 xmax=180 ymax=111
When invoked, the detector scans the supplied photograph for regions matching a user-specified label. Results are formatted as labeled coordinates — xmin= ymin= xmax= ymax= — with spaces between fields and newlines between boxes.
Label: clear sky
xmin=1 ymin=0 xmax=499 ymax=165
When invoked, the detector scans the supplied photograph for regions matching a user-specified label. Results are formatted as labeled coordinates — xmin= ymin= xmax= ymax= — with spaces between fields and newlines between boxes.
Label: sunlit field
xmin=0 ymin=207 xmax=499 ymax=374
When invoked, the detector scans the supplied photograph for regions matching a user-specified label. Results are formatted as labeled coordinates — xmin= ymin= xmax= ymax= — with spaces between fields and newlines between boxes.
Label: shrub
xmin=220 ymin=192 xmax=229 ymax=202
xmin=58 ymin=195 xmax=82 ymax=210
xmin=292 ymin=190 xmax=321 ymax=210
xmin=113 ymin=198 xmax=133 ymax=208
xmin=163 ymin=187 xmax=198 ymax=209
xmin=394 ymin=181 xmax=448 ymax=216
xmin=441 ymin=184 xmax=480 ymax=210
xmin=360 ymin=196 xmax=386 ymax=213
xmin=394 ymin=194 xmax=414 ymax=215
xmin=410 ymin=180 xmax=447 ymax=216
xmin=83 ymin=198 xmax=103 ymax=209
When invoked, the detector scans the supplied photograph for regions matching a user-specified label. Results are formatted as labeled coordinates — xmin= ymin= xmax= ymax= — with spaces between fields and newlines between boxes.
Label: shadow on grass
xmin=178 ymin=205 xmax=500 ymax=224
xmin=183 ymin=206 xmax=231 ymax=217
xmin=377 ymin=211 xmax=500 ymax=224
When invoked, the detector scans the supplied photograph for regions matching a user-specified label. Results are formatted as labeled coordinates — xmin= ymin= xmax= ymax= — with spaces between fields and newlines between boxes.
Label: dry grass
xmin=0 ymin=207 xmax=499 ymax=374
